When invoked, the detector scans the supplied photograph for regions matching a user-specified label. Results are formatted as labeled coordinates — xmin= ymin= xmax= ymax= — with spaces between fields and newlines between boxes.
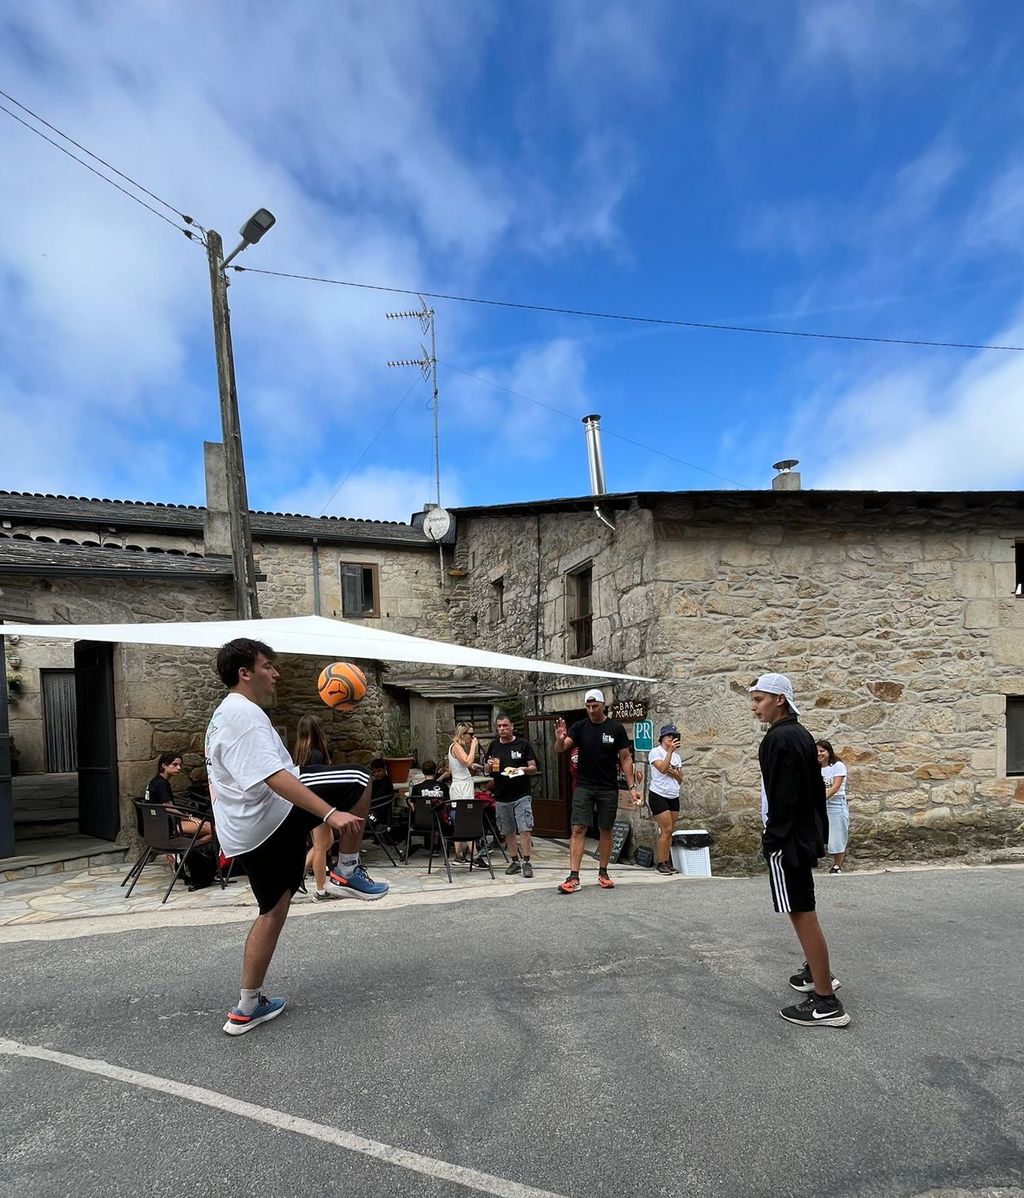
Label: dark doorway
xmin=75 ymin=641 xmax=120 ymax=841
xmin=42 ymin=669 xmax=77 ymax=773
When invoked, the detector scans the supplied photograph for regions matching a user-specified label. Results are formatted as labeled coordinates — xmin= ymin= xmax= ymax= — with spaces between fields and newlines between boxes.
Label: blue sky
xmin=2 ymin=1 xmax=1023 ymax=521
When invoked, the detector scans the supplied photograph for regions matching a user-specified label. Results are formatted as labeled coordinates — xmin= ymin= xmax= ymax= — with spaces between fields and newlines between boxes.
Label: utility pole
xmin=206 ymin=228 xmax=261 ymax=619
xmin=387 ymin=298 xmax=447 ymax=588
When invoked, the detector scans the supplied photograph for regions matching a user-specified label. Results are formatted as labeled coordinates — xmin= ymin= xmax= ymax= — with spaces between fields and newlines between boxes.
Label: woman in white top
xmin=447 ymin=723 xmax=479 ymax=863
xmin=816 ymin=739 xmax=849 ymax=874
xmin=649 ymin=723 xmax=683 ymax=876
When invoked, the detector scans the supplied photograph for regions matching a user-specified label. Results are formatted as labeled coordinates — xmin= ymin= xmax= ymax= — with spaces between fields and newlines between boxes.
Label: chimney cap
xmin=772 ymin=458 xmax=799 ymax=472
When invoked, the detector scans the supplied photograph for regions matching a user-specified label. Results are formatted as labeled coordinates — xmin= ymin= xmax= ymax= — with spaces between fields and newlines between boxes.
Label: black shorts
xmin=648 ymin=792 xmax=680 ymax=817
xmin=766 ymin=850 xmax=815 ymax=914
xmin=571 ymin=785 xmax=619 ymax=831
xmin=239 ymin=806 xmax=320 ymax=914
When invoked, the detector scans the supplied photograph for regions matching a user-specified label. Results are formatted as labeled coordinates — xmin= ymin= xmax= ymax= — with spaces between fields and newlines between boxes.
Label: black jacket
xmin=759 ymin=714 xmax=827 ymax=867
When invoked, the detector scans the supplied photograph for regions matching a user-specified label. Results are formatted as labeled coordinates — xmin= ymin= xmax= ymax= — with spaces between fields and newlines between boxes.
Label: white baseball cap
xmin=584 ymin=688 xmax=606 ymax=704
xmin=749 ymin=672 xmax=800 ymax=715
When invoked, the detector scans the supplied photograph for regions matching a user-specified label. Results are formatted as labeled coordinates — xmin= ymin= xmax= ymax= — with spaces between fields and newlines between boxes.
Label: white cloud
xmin=271 ymin=465 xmax=461 ymax=524
xmin=798 ymin=321 xmax=1024 ymax=490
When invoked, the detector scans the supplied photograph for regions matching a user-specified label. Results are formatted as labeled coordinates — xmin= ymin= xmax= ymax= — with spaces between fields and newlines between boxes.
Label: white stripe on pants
xmin=768 ymin=850 xmax=791 ymax=913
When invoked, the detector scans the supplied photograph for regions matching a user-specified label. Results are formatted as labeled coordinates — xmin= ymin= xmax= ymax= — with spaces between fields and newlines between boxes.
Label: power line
xmin=0 ymin=97 xmax=199 ymax=239
xmin=231 ymin=265 xmax=1024 ymax=353
xmin=439 ymin=360 xmax=753 ymax=489
xmin=316 ymin=378 xmax=424 ymax=516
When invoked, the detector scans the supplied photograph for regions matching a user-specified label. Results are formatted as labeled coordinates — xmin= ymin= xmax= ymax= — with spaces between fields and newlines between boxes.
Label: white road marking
xmin=0 ymin=1037 xmax=566 ymax=1198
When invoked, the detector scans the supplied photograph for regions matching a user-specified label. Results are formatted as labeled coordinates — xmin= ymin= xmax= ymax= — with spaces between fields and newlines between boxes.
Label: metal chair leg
xmin=120 ymin=846 xmax=150 ymax=889
xmin=124 ymin=848 xmax=157 ymax=898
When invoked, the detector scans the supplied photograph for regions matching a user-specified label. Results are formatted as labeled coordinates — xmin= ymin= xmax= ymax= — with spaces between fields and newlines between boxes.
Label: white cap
xmin=584 ymin=688 xmax=606 ymax=704
xmin=749 ymin=672 xmax=800 ymax=715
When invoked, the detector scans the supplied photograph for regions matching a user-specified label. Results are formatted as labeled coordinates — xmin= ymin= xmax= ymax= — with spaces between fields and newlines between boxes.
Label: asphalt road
xmin=2 ymin=867 xmax=1023 ymax=1198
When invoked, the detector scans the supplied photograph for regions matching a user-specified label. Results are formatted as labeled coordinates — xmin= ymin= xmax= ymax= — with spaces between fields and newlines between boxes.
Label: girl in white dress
xmin=816 ymin=739 xmax=849 ymax=874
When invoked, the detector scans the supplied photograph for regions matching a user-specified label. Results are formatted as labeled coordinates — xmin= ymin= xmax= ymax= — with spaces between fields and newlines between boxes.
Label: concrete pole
xmin=206 ymin=230 xmax=261 ymax=619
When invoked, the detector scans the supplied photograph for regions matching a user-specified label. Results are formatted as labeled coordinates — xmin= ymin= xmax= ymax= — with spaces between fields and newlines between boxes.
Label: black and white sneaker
xmin=505 ymin=858 xmax=521 ymax=876
xmin=788 ymin=962 xmax=841 ymax=993
xmin=829 ymin=865 xmax=842 ymax=874
xmin=780 ymin=993 xmax=850 ymax=1028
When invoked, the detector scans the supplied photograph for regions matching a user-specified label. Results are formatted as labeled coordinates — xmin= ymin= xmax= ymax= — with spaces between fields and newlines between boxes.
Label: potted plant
xmin=382 ymin=706 xmax=414 ymax=784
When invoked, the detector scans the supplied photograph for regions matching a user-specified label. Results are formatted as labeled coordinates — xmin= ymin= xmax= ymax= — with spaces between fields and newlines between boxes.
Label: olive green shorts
xmin=571 ymin=785 xmax=619 ymax=832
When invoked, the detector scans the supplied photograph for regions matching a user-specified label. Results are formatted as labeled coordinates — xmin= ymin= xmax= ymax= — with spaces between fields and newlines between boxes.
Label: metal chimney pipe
xmin=581 ymin=414 xmax=615 ymax=531
xmin=582 ymin=414 xmax=606 ymax=496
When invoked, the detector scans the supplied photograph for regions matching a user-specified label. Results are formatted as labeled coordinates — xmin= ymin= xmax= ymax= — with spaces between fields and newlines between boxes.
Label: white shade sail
xmin=0 ymin=614 xmax=655 ymax=682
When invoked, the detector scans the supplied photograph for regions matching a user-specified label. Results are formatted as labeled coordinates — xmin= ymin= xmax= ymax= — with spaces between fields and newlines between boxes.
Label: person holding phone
xmin=649 ymin=724 xmax=683 ymax=875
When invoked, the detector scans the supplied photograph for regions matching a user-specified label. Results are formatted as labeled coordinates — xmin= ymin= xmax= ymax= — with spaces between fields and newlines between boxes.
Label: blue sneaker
xmin=326 ymin=864 xmax=389 ymax=901
xmin=223 ymin=994 xmax=286 ymax=1036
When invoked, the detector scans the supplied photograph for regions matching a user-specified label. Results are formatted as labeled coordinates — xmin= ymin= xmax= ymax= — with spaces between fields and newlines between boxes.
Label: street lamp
xmin=222 ymin=208 xmax=277 ymax=269
xmin=205 ymin=209 xmax=276 ymax=619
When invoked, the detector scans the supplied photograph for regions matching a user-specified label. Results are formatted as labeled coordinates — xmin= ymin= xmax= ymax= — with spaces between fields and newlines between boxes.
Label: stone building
xmin=0 ymin=447 xmax=454 ymax=853
xmin=447 ymin=485 xmax=1024 ymax=866
xmin=3 ymin=445 xmax=1023 ymax=869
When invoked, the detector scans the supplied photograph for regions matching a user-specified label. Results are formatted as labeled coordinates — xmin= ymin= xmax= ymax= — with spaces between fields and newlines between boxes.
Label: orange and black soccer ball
xmin=317 ymin=662 xmax=367 ymax=712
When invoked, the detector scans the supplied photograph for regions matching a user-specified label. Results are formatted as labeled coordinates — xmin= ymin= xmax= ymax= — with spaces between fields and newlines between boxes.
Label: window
xmin=1008 ymin=698 xmax=1024 ymax=776
xmin=340 ymin=562 xmax=380 ymax=618
xmin=491 ymin=576 xmax=505 ymax=623
xmin=1015 ymin=542 xmax=1024 ymax=596
xmin=566 ymin=564 xmax=593 ymax=658
xmin=454 ymin=704 xmax=493 ymax=734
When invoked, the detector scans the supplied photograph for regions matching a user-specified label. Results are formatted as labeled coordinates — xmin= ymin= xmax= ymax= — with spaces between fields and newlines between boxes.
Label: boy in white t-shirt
xmin=205 ymin=638 xmax=387 ymax=1037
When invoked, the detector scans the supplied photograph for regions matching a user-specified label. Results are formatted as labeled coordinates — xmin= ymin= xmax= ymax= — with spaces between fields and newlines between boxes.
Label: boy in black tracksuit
xmin=750 ymin=672 xmax=851 ymax=1028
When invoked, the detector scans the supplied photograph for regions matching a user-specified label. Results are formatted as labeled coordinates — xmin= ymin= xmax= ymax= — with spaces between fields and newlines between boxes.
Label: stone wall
xmin=449 ymin=494 xmax=1024 ymax=866
xmin=254 ymin=538 xmax=446 ymax=637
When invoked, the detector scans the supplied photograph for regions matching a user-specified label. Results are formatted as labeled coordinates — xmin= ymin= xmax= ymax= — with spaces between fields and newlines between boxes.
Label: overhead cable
xmin=231 ymin=266 xmax=1024 ymax=353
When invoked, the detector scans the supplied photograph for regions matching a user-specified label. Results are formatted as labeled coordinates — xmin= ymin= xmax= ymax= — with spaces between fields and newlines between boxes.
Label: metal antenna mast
xmin=386 ymin=297 xmax=440 ymax=507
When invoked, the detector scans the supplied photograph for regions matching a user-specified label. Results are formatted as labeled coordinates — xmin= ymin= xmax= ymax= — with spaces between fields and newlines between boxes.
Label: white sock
xmin=238 ymin=987 xmax=261 ymax=1015
xmin=337 ymin=852 xmax=359 ymax=879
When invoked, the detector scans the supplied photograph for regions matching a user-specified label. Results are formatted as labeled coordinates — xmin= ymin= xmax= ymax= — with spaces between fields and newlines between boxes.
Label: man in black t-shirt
xmin=554 ymin=689 xmax=639 ymax=893
xmin=484 ymin=714 xmax=538 ymax=878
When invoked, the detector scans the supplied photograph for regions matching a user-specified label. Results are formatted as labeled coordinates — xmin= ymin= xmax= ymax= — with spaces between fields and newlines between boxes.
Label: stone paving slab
xmin=0 ymin=836 xmax=683 ymax=941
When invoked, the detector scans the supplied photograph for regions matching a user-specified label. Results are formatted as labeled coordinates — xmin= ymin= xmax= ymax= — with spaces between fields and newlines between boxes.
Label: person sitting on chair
xmin=145 ymin=751 xmax=212 ymax=846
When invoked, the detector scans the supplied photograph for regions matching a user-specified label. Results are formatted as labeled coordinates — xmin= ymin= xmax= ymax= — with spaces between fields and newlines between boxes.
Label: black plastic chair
xmin=365 ymin=795 xmax=400 ymax=867
xmin=449 ymin=798 xmax=495 ymax=879
xmin=406 ymin=793 xmax=452 ymax=883
xmin=120 ymin=799 xmax=221 ymax=904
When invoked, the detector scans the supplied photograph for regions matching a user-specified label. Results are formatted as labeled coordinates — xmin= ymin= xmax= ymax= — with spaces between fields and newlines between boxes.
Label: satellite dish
xmin=422 ymin=507 xmax=452 ymax=542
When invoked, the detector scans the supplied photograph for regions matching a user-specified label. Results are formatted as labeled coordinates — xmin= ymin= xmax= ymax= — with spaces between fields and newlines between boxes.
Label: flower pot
xmin=384 ymin=757 xmax=414 ymax=784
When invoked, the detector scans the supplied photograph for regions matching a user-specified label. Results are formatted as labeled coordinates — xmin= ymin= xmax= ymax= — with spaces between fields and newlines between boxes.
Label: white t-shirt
xmin=823 ymin=760 xmax=848 ymax=800
xmin=205 ymin=692 xmax=296 ymax=856
xmin=448 ymin=748 xmax=475 ymax=801
xmin=649 ymin=745 xmax=682 ymax=799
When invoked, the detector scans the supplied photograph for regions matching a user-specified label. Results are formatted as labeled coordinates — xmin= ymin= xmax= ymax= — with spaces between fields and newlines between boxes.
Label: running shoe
xmin=655 ymin=862 xmax=673 ymax=876
xmin=521 ymin=860 xmax=534 ymax=879
xmin=311 ymin=889 xmax=339 ymax=902
xmin=504 ymin=858 xmax=522 ymax=875
xmin=597 ymin=872 xmax=615 ymax=889
xmin=788 ymin=963 xmax=841 ymax=993
xmin=558 ymin=874 xmax=581 ymax=894
xmin=779 ymin=993 xmax=851 ymax=1028
xmin=327 ymin=864 xmax=389 ymax=901
xmin=829 ymin=866 xmax=843 ymax=874
xmin=223 ymin=995 xmax=286 ymax=1036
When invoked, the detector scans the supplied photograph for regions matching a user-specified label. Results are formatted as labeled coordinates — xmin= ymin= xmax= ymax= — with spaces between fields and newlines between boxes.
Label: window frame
xmin=1007 ymin=696 xmax=1024 ymax=777
xmin=339 ymin=561 xmax=381 ymax=619
xmin=453 ymin=703 xmax=494 ymax=735
xmin=566 ymin=562 xmax=594 ymax=659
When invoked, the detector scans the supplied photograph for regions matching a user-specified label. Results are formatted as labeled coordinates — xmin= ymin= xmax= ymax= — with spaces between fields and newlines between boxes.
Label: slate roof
xmin=0 ymin=491 xmax=433 ymax=548
xmin=0 ymin=538 xmax=235 ymax=580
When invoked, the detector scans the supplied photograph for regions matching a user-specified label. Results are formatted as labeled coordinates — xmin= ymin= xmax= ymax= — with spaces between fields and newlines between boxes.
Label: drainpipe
xmin=311 ymin=537 xmax=321 ymax=615
xmin=582 ymin=414 xmax=615 ymax=531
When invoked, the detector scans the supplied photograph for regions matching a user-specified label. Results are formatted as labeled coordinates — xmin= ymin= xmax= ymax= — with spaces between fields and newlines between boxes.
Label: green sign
xmin=633 ymin=720 xmax=654 ymax=751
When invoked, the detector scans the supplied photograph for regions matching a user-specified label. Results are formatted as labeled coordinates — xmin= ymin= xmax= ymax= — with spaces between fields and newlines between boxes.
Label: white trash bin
xmin=670 ymin=829 xmax=712 ymax=877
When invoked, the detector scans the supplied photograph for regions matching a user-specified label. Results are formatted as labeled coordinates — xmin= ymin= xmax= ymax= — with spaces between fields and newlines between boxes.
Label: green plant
xmin=383 ymin=706 xmax=412 ymax=757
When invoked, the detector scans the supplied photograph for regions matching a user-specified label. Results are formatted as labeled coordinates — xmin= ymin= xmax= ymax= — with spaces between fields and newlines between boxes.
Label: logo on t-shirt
xmin=511 ymin=750 xmax=522 ymax=761
xmin=602 ymin=733 xmax=615 ymax=744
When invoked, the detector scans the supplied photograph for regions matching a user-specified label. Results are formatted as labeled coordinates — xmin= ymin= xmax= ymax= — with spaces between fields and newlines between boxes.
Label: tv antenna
xmin=387 ymin=297 xmax=440 ymax=508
